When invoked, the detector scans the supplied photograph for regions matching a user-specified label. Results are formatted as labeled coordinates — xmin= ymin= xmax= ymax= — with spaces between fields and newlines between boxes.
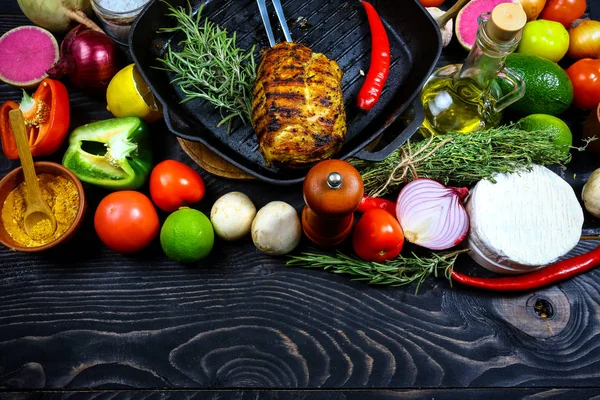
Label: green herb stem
xmin=157 ymin=2 xmax=256 ymax=130
xmin=352 ymin=126 xmax=575 ymax=197
xmin=286 ymin=249 xmax=469 ymax=293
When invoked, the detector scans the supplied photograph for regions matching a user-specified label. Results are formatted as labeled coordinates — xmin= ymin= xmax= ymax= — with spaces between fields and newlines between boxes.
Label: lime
xmin=160 ymin=207 xmax=214 ymax=263
xmin=517 ymin=114 xmax=572 ymax=155
xmin=106 ymin=64 xmax=163 ymax=122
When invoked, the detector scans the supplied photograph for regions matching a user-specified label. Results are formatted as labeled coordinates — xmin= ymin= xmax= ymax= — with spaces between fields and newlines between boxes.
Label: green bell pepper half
xmin=62 ymin=117 xmax=153 ymax=190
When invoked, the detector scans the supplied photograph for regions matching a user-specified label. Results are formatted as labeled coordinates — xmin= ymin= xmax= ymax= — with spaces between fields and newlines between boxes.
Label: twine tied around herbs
xmin=357 ymin=126 xmax=581 ymax=198
xmin=369 ymin=136 xmax=454 ymax=198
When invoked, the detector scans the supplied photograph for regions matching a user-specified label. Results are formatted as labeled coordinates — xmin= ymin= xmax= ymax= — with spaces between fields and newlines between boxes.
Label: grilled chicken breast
xmin=251 ymin=42 xmax=346 ymax=167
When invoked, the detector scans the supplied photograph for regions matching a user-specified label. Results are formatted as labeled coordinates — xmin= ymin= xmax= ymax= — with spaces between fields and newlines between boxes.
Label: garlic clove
xmin=427 ymin=7 xmax=454 ymax=48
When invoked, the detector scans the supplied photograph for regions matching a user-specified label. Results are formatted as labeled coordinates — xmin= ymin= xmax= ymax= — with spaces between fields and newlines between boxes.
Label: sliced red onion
xmin=396 ymin=178 xmax=469 ymax=251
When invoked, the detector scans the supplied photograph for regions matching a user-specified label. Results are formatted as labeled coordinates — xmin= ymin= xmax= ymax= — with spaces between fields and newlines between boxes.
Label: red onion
xmin=396 ymin=178 xmax=469 ymax=251
xmin=47 ymin=24 xmax=118 ymax=91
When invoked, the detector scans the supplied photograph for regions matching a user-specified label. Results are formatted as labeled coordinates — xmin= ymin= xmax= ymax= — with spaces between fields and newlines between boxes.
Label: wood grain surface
xmin=2 ymin=389 xmax=600 ymax=400
xmin=1 ymin=0 xmax=600 ymax=396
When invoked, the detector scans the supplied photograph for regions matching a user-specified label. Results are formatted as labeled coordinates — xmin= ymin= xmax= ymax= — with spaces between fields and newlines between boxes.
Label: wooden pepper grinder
xmin=302 ymin=160 xmax=364 ymax=248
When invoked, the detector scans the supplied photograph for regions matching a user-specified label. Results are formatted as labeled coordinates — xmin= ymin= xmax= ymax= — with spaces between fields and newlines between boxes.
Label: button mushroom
xmin=210 ymin=192 xmax=257 ymax=241
xmin=583 ymin=168 xmax=600 ymax=218
xmin=251 ymin=201 xmax=301 ymax=256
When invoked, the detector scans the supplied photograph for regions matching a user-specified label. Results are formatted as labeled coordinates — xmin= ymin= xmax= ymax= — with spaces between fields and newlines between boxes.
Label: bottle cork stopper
xmin=486 ymin=3 xmax=527 ymax=42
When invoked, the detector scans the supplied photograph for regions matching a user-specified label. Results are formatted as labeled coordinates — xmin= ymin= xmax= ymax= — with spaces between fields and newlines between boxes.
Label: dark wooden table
xmin=2 ymin=1 xmax=600 ymax=398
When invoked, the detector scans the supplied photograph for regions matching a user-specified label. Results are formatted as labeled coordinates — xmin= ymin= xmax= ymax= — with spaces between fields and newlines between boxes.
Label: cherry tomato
xmin=540 ymin=0 xmax=586 ymax=29
xmin=352 ymin=208 xmax=404 ymax=262
xmin=566 ymin=58 xmax=600 ymax=110
xmin=94 ymin=191 xmax=159 ymax=253
xmin=418 ymin=0 xmax=445 ymax=6
xmin=149 ymin=160 xmax=205 ymax=212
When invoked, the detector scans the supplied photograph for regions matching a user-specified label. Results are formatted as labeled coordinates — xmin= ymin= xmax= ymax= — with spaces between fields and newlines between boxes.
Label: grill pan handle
xmin=353 ymin=99 xmax=424 ymax=162
xmin=164 ymin=108 xmax=194 ymax=134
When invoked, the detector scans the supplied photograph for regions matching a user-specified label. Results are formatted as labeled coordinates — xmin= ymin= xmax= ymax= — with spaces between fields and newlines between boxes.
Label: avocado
xmin=498 ymin=53 xmax=573 ymax=116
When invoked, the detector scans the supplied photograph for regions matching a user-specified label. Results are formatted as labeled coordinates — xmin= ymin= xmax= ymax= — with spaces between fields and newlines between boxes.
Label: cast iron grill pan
xmin=130 ymin=0 xmax=441 ymax=184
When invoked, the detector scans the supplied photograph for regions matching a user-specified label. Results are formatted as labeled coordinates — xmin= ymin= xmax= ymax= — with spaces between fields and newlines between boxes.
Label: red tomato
xmin=418 ymin=0 xmax=445 ymax=6
xmin=149 ymin=160 xmax=205 ymax=212
xmin=352 ymin=208 xmax=404 ymax=262
xmin=566 ymin=58 xmax=600 ymax=110
xmin=94 ymin=191 xmax=159 ymax=253
xmin=540 ymin=0 xmax=586 ymax=29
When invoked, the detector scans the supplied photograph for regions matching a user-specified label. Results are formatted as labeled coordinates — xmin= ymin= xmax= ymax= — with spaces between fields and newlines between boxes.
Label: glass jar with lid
xmin=91 ymin=0 xmax=152 ymax=45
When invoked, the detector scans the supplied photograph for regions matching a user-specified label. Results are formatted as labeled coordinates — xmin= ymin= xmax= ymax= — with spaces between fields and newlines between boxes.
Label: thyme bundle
xmin=352 ymin=126 xmax=575 ymax=197
xmin=158 ymin=3 xmax=257 ymax=129
xmin=286 ymin=249 xmax=469 ymax=293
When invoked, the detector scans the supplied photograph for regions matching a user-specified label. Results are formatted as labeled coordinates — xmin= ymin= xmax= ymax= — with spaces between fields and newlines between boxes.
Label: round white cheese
xmin=465 ymin=164 xmax=584 ymax=275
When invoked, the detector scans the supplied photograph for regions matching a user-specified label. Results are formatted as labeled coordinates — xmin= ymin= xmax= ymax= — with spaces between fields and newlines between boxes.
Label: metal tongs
xmin=256 ymin=0 xmax=292 ymax=47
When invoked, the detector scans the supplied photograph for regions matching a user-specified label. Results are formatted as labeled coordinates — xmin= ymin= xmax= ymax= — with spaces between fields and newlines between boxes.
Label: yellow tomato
xmin=517 ymin=19 xmax=570 ymax=63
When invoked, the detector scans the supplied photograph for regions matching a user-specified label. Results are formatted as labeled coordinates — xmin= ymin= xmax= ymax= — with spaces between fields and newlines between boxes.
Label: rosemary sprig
xmin=157 ymin=2 xmax=257 ymax=130
xmin=352 ymin=126 xmax=576 ymax=197
xmin=286 ymin=249 xmax=469 ymax=293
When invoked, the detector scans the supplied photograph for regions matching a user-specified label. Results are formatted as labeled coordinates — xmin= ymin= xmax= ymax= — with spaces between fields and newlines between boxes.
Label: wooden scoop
xmin=434 ymin=0 xmax=471 ymax=29
xmin=8 ymin=109 xmax=57 ymax=240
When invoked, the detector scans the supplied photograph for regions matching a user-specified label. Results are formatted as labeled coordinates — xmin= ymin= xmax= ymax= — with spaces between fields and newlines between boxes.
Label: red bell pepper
xmin=0 ymin=78 xmax=70 ymax=159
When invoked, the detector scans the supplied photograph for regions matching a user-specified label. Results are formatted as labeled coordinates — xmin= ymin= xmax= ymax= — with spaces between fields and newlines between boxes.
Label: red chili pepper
xmin=451 ymin=246 xmax=600 ymax=292
xmin=357 ymin=1 xmax=390 ymax=112
xmin=356 ymin=195 xmax=396 ymax=216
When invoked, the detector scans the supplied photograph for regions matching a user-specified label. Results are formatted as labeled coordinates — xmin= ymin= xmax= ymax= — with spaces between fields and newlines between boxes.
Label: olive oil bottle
xmin=421 ymin=4 xmax=527 ymax=136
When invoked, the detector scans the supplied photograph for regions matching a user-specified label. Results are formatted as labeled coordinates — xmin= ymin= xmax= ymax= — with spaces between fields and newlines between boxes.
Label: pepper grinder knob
xmin=302 ymin=160 xmax=364 ymax=248
xmin=327 ymin=172 xmax=342 ymax=189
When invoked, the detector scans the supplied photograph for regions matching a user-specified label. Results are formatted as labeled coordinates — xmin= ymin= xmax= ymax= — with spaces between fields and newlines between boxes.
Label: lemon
xmin=106 ymin=64 xmax=163 ymax=122
xmin=517 ymin=114 xmax=572 ymax=155
xmin=160 ymin=207 xmax=214 ymax=263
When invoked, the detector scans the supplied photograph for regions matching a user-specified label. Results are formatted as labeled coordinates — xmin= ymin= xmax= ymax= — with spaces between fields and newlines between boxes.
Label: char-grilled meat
xmin=251 ymin=42 xmax=346 ymax=167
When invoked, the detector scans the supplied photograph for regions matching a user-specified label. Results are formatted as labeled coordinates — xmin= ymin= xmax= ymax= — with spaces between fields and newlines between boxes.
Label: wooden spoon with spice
xmin=8 ymin=109 xmax=57 ymax=240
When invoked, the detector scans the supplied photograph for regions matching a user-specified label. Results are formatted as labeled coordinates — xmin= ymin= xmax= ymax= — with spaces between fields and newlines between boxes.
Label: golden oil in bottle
xmin=421 ymin=68 xmax=502 ymax=135
xmin=420 ymin=5 xmax=527 ymax=136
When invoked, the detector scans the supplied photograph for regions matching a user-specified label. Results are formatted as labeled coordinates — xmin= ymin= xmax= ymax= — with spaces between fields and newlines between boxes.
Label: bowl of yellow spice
xmin=0 ymin=162 xmax=86 ymax=252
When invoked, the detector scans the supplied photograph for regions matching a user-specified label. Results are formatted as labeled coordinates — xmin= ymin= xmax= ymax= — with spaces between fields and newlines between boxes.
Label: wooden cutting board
xmin=177 ymin=138 xmax=255 ymax=180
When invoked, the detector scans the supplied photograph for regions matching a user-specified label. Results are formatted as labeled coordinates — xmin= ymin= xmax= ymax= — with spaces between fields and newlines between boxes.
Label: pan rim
xmin=129 ymin=0 xmax=442 ymax=185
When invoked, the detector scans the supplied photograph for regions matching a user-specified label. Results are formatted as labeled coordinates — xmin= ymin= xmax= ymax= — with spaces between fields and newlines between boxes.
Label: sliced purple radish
xmin=455 ymin=0 xmax=521 ymax=51
xmin=0 ymin=26 xmax=59 ymax=88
